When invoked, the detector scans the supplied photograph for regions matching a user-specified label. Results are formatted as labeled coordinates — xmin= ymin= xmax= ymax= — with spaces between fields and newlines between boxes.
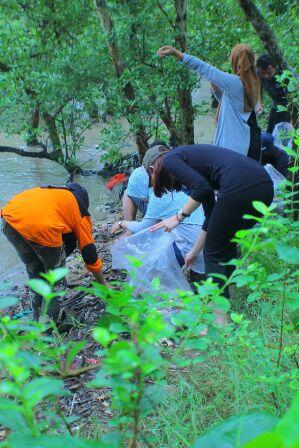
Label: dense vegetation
xmin=1 ymin=149 xmax=298 ymax=446
xmin=0 ymin=0 xmax=298 ymax=447
xmin=0 ymin=0 xmax=298 ymax=169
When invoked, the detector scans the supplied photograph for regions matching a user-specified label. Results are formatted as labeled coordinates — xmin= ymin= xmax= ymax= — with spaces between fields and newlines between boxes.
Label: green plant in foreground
xmin=0 ymin=271 xmax=120 ymax=448
xmin=193 ymin=392 xmax=299 ymax=448
xmin=0 ymin=136 xmax=298 ymax=447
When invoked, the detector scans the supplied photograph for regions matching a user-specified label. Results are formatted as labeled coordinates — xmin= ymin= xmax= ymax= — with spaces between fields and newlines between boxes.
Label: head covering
xmin=66 ymin=182 xmax=90 ymax=217
xmin=142 ymin=145 xmax=170 ymax=173
xmin=230 ymin=44 xmax=260 ymax=112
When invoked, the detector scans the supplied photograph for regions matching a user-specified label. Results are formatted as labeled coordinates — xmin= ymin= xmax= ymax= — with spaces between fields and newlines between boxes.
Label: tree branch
xmin=0 ymin=145 xmax=54 ymax=161
xmin=237 ymin=0 xmax=289 ymax=70
xmin=155 ymin=1 xmax=176 ymax=31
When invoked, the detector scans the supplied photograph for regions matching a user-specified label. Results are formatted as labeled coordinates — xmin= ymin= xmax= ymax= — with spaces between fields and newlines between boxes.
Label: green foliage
xmin=192 ymin=393 xmax=299 ymax=448
xmin=192 ymin=413 xmax=278 ymax=448
xmin=0 ymin=2 xmax=298 ymax=446
xmin=0 ymin=159 xmax=298 ymax=445
xmin=0 ymin=0 xmax=297 ymax=165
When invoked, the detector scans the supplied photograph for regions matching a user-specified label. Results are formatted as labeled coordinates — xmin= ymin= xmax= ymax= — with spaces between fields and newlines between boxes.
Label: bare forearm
xmin=173 ymin=49 xmax=184 ymax=61
xmin=193 ymin=230 xmax=207 ymax=254
xmin=122 ymin=194 xmax=137 ymax=220
xmin=181 ymin=198 xmax=201 ymax=215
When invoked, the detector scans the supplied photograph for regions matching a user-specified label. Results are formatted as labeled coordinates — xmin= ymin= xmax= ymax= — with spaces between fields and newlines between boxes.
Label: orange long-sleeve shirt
xmin=1 ymin=187 xmax=102 ymax=273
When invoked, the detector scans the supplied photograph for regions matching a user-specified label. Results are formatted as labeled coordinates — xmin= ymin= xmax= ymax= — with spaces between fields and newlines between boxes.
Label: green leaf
xmin=109 ymin=322 xmax=129 ymax=333
xmin=0 ymin=296 xmax=18 ymax=309
xmin=192 ymin=413 xmax=278 ymax=448
xmin=275 ymin=244 xmax=299 ymax=264
xmin=27 ymin=279 xmax=52 ymax=297
xmin=243 ymin=432 xmax=283 ymax=447
xmin=126 ymin=255 xmax=143 ymax=267
xmin=93 ymin=327 xmax=118 ymax=347
xmin=41 ymin=268 xmax=68 ymax=285
xmin=66 ymin=341 xmax=87 ymax=368
xmin=6 ymin=433 xmax=120 ymax=448
xmin=213 ymin=296 xmax=231 ymax=312
xmin=22 ymin=378 xmax=66 ymax=408
xmin=230 ymin=313 xmax=244 ymax=324
xmin=151 ymin=277 xmax=161 ymax=290
xmin=247 ymin=292 xmax=261 ymax=303
xmin=252 ymin=201 xmax=270 ymax=216
xmin=277 ymin=105 xmax=288 ymax=112
xmin=0 ymin=398 xmax=28 ymax=432
xmin=234 ymin=274 xmax=254 ymax=287
xmin=275 ymin=392 xmax=299 ymax=447
xmin=185 ymin=338 xmax=209 ymax=350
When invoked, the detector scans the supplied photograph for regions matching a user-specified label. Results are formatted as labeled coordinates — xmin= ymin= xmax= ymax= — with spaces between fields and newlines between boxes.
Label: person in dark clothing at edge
xmin=256 ymin=54 xmax=291 ymax=134
xmin=143 ymin=145 xmax=274 ymax=299
xmin=261 ymin=132 xmax=289 ymax=177
xmin=1 ymin=183 xmax=106 ymax=322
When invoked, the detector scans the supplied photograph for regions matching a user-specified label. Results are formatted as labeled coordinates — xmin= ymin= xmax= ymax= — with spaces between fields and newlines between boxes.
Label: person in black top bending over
xmin=143 ymin=144 xmax=274 ymax=298
xmin=256 ymin=54 xmax=291 ymax=134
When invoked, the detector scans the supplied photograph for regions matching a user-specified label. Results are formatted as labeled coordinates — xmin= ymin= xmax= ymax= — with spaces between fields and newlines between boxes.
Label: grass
xmin=78 ymin=284 xmax=297 ymax=447
xmin=137 ymin=287 xmax=297 ymax=448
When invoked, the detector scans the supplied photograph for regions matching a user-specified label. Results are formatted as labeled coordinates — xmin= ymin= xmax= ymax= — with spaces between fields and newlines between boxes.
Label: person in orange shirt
xmin=1 ymin=183 xmax=106 ymax=322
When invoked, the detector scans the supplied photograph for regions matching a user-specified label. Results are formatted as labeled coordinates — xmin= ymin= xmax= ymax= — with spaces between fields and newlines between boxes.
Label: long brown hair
xmin=230 ymin=44 xmax=260 ymax=112
xmin=150 ymin=155 xmax=182 ymax=197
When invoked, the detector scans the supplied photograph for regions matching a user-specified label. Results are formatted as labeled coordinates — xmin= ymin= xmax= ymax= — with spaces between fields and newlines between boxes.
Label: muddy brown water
xmin=0 ymin=83 xmax=215 ymax=287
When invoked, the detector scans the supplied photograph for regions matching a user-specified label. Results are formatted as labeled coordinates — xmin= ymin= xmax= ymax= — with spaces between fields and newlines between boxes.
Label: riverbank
xmin=0 ymin=80 xmax=215 ymax=283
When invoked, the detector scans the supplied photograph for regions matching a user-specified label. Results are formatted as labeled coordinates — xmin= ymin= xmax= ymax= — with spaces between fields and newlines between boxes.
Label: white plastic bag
xmin=264 ymin=164 xmax=286 ymax=212
xmin=264 ymin=164 xmax=286 ymax=192
xmin=273 ymin=122 xmax=293 ymax=150
xmin=111 ymin=228 xmax=191 ymax=293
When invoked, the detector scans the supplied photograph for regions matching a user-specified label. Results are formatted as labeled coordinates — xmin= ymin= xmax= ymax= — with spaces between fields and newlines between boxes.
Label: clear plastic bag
xmin=264 ymin=164 xmax=286 ymax=212
xmin=111 ymin=228 xmax=191 ymax=293
xmin=273 ymin=122 xmax=293 ymax=150
xmin=264 ymin=164 xmax=286 ymax=190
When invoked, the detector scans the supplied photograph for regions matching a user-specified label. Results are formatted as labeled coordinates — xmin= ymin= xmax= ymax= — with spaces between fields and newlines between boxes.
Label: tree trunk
xmin=159 ymin=98 xmax=181 ymax=146
xmin=87 ymin=102 xmax=99 ymax=121
xmin=237 ymin=0 xmax=288 ymax=70
xmin=26 ymin=109 xmax=40 ymax=145
xmin=94 ymin=0 xmax=148 ymax=158
xmin=135 ymin=126 xmax=149 ymax=160
xmin=174 ymin=0 xmax=194 ymax=144
xmin=42 ymin=112 xmax=61 ymax=151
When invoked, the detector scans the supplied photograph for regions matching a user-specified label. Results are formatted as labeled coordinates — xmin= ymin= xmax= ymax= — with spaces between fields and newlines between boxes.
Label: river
xmin=0 ymin=83 xmax=215 ymax=286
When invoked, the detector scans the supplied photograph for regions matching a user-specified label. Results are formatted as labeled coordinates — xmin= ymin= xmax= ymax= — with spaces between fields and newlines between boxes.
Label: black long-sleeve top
xmin=260 ymin=75 xmax=288 ymax=108
xmin=163 ymin=145 xmax=272 ymax=231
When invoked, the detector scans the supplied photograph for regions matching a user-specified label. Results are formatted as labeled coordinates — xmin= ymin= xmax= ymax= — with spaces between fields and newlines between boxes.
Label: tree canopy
xmin=0 ymin=0 xmax=297 ymax=171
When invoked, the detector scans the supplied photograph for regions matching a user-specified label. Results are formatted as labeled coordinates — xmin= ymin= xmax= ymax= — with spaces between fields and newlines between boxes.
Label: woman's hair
xmin=150 ymin=155 xmax=182 ymax=197
xmin=229 ymin=44 xmax=260 ymax=112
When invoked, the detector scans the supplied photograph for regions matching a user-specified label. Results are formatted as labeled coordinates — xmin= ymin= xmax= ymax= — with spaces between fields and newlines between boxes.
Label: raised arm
xmin=157 ymin=45 xmax=242 ymax=95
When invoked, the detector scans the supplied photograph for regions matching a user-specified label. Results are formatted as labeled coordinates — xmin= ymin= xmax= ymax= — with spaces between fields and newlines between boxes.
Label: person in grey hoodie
xmin=157 ymin=44 xmax=261 ymax=161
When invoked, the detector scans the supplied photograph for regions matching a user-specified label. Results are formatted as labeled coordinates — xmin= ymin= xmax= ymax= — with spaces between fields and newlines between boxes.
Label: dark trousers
xmin=203 ymin=183 xmax=274 ymax=297
xmin=267 ymin=107 xmax=291 ymax=134
xmin=2 ymin=220 xmax=66 ymax=321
